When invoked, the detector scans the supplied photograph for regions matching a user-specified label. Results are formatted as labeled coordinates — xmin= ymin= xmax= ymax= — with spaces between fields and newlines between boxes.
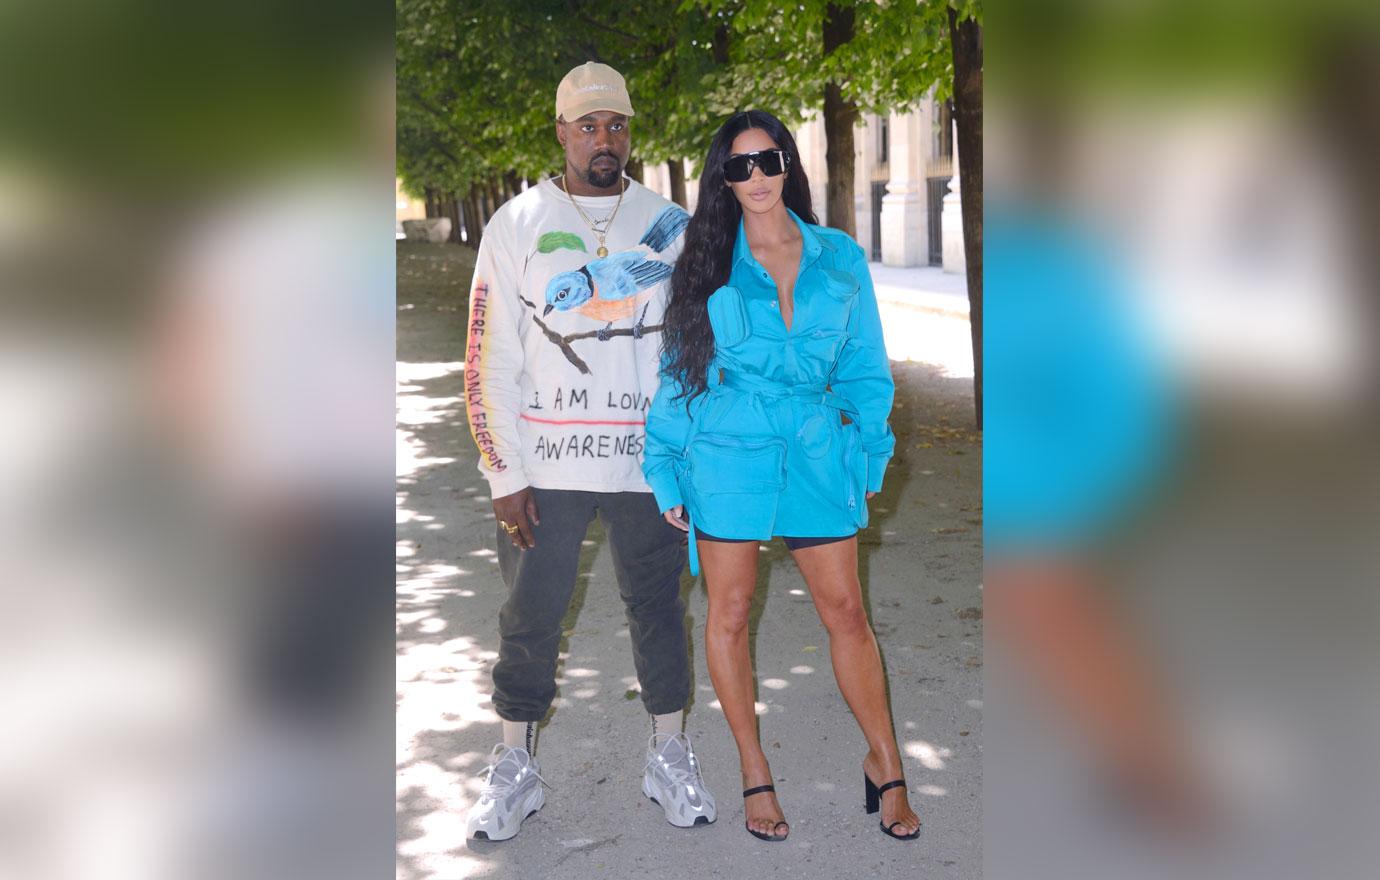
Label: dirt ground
xmin=396 ymin=241 xmax=982 ymax=880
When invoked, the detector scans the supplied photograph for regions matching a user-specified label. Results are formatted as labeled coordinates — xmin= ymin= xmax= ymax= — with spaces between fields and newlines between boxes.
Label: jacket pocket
xmin=797 ymin=413 xmax=832 ymax=460
xmin=707 ymin=286 xmax=751 ymax=349
xmin=820 ymin=268 xmax=860 ymax=303
xmin=815 ymin=269 xmax=859 ymax=335
xmin=688 ymin=434 xmax=786 ymax=494
xmin=686 ymin=433 xmax=786 ymax=537
xmin=841 ymin=423 xmax=869 ymax=529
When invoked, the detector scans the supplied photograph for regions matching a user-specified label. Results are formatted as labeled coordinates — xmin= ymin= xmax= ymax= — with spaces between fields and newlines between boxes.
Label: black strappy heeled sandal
xmin=742 ymin=784 xmax=790 ymax=842
xmin=864 ymin=775 xmax=921 ymax=840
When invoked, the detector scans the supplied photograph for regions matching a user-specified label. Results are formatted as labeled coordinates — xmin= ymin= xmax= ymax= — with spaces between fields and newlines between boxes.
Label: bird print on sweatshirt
xmin=542 ymin=205 xmax=689 ymax=340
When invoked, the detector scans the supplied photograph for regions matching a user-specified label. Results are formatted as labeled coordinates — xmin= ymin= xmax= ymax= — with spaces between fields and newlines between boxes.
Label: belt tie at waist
xmin=719 ymin=371 xmax=859 ymax=418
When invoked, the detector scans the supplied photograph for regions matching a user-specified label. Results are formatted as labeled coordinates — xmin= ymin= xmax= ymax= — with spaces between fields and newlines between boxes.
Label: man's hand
xmin=866 ymin=491 xmax=877 ymax=499
xmin=663 ymin=504 xmax=689 ymax=532
xmin=493 ymin=487 xmax=540 ymax=550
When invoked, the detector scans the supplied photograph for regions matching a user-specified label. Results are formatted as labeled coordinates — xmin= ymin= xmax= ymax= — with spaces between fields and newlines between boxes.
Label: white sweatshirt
xmin=463 ymin=177 xmax=689 ymax=498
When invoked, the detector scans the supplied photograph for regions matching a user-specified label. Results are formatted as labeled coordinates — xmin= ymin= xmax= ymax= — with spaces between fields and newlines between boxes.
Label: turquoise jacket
xmin=643 ymin=210 xmax=895 ymax=573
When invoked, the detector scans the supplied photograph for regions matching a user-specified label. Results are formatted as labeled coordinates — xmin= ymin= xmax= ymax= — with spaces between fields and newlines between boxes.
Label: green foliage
xmin=536 ymin=231 xmax=588 ymax=253
xmin=396 ymin=1 xmax=977 ymax=198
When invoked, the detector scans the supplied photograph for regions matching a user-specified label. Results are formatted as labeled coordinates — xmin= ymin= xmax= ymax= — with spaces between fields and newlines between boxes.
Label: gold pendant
xmin=596 ymin=245 xmax=609 ymax=257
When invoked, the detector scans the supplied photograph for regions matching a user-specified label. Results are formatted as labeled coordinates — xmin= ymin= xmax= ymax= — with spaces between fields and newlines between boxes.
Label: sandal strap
xmin=876 ymin=778 xmax=907 ymax=796
xmin=742 ymin=784 xmax=776 ymax=798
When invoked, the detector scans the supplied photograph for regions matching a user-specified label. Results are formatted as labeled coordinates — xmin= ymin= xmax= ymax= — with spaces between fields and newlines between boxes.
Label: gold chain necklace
xmin=560 ymin=174 xmax=625 ymax=257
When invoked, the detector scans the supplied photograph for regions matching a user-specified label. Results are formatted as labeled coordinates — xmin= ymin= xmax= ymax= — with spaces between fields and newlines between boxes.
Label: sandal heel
xmin=864 ymin=773 xmax=921 ymax=841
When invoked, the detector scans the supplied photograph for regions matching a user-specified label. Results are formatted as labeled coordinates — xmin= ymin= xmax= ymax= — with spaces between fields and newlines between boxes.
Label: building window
xmin=935 ymin=99 xmax=954 ymax=158
xmin=877 ymin=116 xmax=889 ymax=166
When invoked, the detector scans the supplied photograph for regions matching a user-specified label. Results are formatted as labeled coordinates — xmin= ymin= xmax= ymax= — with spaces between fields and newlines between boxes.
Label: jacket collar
xmin=732 ymin=208 xmax=830 ymax=271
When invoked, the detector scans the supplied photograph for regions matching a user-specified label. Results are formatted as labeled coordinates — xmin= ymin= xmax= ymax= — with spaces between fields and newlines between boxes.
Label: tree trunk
xmin=625 ymin=158 xmax=644 ymax=183
xmin=488 ymin=180 xmax=503 ymax=215
xmin=465 ymin=187 xmax=483 ymax=249
xmin=823 ymin=3 xmax=858 ymax=235
xmin=949 ymin=7 xmax=983 ymax=429
xmin=472 ymin=185 xmax=489 ymax=245
xmin=424 ymin=186 xmax=439 ymax=219
xmin=667 ymin=159 xmax=687 ymax=208
xmin=445 ymin=193 xmax=463 ymax=244
xmin=504 ymin=171 xmax=521 ymax=201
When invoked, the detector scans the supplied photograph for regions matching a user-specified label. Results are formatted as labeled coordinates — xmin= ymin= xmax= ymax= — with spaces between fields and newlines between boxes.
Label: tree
xmin=693 ymin=0 xmax=960 ymax=228
xmin=949 ymin=5 xmax=982 ymax=427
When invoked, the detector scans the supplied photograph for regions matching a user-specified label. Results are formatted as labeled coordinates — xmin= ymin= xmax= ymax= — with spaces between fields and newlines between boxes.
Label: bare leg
xmin=699 ymin=538 xmax=788 ymax=838
xmin=791 ymin=537 xmax=920 ymax=836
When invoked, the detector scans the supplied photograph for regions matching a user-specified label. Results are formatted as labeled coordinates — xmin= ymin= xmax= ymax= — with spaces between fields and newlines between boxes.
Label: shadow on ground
xmin=396 ymin=242 xmax=982 ymax=880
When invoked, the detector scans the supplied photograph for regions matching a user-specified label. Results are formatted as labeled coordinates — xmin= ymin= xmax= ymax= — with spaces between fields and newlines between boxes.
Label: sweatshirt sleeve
xmin=830 ymin=242 xmax=896 ymax=494
xmin=463 ymin=216 xmax=530 ymax=498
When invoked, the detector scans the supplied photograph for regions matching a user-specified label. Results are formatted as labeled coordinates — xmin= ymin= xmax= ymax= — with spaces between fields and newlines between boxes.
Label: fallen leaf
xmin=955 ymin=607 xmax=983 ymax=620
xmin=929 ymin=596 xmax=945 ymax=604
xmin=801 ymin=645 xmax=818 ymax=653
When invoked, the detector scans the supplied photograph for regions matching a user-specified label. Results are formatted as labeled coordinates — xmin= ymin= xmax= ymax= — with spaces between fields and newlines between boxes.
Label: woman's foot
xmin=864 ymin=751 xmax=920 ymax=837
xmin=741 ymin=761 xmax=789 ymax=840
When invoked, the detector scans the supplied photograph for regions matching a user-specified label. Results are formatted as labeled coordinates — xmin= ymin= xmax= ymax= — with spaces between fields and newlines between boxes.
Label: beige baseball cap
xmin=555 ymin=62 xmax=635 ymax=122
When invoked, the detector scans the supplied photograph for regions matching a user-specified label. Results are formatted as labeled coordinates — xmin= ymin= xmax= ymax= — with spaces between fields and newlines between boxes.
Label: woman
xmin=642 ymin=110 xmax=921 ymax=842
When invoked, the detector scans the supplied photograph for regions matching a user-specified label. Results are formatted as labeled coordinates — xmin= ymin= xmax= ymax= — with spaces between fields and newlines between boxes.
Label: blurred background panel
xmin=0 ymin=2 xmax=395 ymax=878
xmin=985 ymin=1 xmax=1380 ymax=878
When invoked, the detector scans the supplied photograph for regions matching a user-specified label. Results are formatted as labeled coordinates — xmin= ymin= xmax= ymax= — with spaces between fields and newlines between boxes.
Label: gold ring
xmin=500 ymin=521 xmax=520 ymax=535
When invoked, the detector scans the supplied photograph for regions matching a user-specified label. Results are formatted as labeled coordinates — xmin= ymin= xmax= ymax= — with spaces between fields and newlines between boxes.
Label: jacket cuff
xmin=484 ymin=468 xmax=530 ymax=500
xmin=646 ymin=470 xmax=684 ymax=514
xmin=866 ymin=453 xmax=889 ymax=495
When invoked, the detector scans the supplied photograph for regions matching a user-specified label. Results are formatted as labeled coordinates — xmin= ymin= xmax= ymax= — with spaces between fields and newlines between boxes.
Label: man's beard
xmin=581 ymin=153 xmax=623 ymax=189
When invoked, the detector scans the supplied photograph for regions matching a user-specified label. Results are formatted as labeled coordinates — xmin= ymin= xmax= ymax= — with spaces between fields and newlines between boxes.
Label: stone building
xmin=642 ymin=92 xmax=964 ymax=272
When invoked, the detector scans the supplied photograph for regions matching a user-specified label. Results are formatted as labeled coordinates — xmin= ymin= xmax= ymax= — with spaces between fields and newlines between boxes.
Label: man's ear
xmin=554 ymin=117 xmax=567 ymax=148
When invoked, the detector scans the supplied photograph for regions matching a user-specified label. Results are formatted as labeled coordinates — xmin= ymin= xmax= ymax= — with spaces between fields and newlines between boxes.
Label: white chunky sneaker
xmin=465 ymin=744 xmax=547 ymax=841
xmin=642 ymin=731 xmax=717 ymax=828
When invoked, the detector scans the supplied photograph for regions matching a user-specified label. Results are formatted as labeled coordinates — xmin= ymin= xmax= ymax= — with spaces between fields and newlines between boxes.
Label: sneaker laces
xmin=645 ymin=732 xmax=704 ymax=788
xmin=477 ymin=743 xmax=551 ymax=799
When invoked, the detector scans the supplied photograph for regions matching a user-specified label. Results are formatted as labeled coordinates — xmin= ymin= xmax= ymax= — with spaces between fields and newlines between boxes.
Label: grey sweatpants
xmin=491 ymin=488 xmax=691 ymax=722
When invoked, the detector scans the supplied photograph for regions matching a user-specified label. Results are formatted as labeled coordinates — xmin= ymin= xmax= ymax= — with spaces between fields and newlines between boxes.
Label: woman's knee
xmin=817 ymin=593 xmax=871 ymax=636
xmin=706 ymin=591 xmax=754 ymax=636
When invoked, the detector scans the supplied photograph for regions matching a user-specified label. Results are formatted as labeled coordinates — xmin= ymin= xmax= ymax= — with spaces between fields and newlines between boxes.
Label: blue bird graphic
xmin=543 ymin=206 xmax=689 ymax=339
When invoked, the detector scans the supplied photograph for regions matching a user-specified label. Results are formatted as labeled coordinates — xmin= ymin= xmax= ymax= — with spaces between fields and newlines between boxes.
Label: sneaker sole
xmin=643 ymin=778 xmax=715 ymax=828
xmin=468 ymin=791 xmax=544 ymax=841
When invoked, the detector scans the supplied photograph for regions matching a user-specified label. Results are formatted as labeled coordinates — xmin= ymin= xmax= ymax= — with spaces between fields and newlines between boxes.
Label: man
xmin=462 ymin=62 xmax=715 ymax=841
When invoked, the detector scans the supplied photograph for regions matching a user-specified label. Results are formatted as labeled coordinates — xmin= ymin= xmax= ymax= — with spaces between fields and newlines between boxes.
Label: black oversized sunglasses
xmin=722 ymin=149 xmax=791 ymax=183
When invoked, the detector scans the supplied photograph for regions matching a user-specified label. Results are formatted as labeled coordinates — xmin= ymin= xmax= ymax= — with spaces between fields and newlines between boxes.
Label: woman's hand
xmin=663 ymin=504 xmax=689 ymax=531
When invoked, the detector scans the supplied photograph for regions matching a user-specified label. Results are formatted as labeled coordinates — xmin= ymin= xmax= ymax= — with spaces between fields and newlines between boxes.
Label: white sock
xmin=650 ymin=711 xmax=683 ymax=738
xmin=502 ymin=720 xmax=536 ymax=755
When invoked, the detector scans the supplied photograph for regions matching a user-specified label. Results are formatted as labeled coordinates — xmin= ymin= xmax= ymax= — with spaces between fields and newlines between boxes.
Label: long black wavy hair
xmin=661 ymin=110 xmax=817 ymax=407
